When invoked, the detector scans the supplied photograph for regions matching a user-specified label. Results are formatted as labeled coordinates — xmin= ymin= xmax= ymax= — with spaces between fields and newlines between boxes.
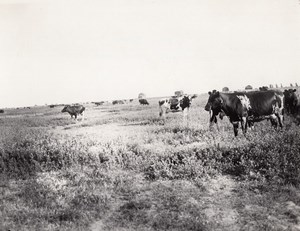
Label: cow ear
xmin=216 ymin=91 xmax=220 ymax=96
xmin=294 ymin=89 xmax=297 ymax=92
xmin=208 ymin=91 xmax=211 ymax=95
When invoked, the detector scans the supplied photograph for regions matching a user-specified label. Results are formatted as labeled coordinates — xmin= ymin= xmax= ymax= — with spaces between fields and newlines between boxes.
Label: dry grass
xmin=1 ymin=95 xmax=300 ymax=230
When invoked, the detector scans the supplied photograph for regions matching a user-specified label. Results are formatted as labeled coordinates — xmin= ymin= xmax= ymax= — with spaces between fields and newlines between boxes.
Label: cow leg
xmin=270 ymin=114 xmax=278 ymax=128
xmin=247 ymin=120 xmax=254 ymax=130
xmin=241 ymin=117 xmax=247 ymax=134
xmin=216 ymin=120 xmax=220 ymax=131
xmin=81 ymin=111 xmax=85 ymax=121
xmin=232 ymin=122 xmax=239 ymax=137
xmin=159 ymin=106 xmax=167 ymax=122
xmin=183 ymin=107 xmax=189 ymax=123
xmin=213 ymin=116 xmax=220 ymax=131
xmin=276 ymin=113 xmax=283 ymax=128
xmin=159 ymin=106 xmax=164 ymax=117
xmin=209 ymin=115 xmax=216 ymax=130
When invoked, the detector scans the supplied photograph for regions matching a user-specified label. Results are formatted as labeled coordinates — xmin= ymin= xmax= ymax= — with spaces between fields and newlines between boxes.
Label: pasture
xmin=1 ymin=94 xmax=300 ymax=230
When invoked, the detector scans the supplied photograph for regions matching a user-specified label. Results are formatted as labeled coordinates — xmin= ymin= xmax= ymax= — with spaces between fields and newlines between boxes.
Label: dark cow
xmin=259 ymin=86 xmax=269 ymax=91
xmin=139 ymin=99 xmax=149 ymax=105
xmin=61 ymin=105 xmax=85 ymax=121
xmin=283 ymin=89 xmax=298 ymax=114
xmin=0 ymin=109 xmax=4 ymax=113
xmin=205 ymin=90 xmax=284 ymax=136
xmin=49 ymin=105 xmax=55 ymax=108
xmin=129 ymin=99 xmax=134 ymax=102
xmin=159 ymin=94 xmax=197 ymax=120
xmin=112 ymin=100 xmax=124 ymax=105
xmin=93 ymin=101 xmax=105 ymax=106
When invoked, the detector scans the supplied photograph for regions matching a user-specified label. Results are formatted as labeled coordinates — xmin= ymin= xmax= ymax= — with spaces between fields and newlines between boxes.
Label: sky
xmin=0 ymin=0 xmax=300 ymax=107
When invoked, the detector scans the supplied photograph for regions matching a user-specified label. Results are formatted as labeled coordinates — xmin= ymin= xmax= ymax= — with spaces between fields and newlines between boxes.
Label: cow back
xmin=246 ymin=90 xmax=283 ymax=116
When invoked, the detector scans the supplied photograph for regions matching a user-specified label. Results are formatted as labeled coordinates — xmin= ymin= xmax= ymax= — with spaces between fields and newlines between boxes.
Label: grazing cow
xmin=283 ymin=89 xmax=298 ymax=114
xmin=49 ymin=105 xmax=55 ymax=108
xmin=205 ymin=90 xmax=284 ymax=136
xmin=129 ymin=99 xmax=134 ymax=102
xmin=139 ymin=99 xmax=149 ymax=105
xmin=0 ymin=109 xmax=4 ymax=113
xmin=112 ymin=100 xmax=124 ymax=105
xmin=259 ymin=86 xmax=269 ymax=91
xmin=93 ymin=101 xmax=105 ymax=106
xmin=159 ymin=94 xmax=197 ymax=120
xmin=61 ymin=105 xmax=85 ymax=121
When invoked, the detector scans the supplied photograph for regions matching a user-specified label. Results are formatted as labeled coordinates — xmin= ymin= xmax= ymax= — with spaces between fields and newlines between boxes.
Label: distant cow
xmin=0 ymin=109 xmax=4 ymax=113
xmin=129 ymin=99 xmax=134 ymax=102
xmin=205 ymin=90 xmax=284 ymax=136
xmin=139 ymin=99 xmax=149 ymax=105
xmin=93 ymin=101 xmax=105 ymax=106
xmin=159 ymin=94 xmax=197 ymax=120
xmin=61 ymin=105 xmax=85 ymax=121
xmin=49 ymin=105 xmax=55 ymax=108
xmin=112 ymin=100 xmax=124 ymax=105
xmin=259 ymin=86 xmax=269 ymax=91
xmin=284 ymin=89 xmax=298 ymax=114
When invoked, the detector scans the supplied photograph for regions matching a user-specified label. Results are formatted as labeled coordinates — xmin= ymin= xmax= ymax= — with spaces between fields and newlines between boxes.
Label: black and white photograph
xmin=1 ymin=0 xmax=300 ymax=230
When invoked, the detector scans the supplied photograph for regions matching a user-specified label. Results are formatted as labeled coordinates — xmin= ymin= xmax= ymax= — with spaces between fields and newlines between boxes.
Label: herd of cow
xmin=60 ymin=88 xmax=299 ymax=137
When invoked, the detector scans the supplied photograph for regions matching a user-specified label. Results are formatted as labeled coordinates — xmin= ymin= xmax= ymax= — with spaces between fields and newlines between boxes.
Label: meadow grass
xmin=1 ymin=96 xmax=300 ymax=230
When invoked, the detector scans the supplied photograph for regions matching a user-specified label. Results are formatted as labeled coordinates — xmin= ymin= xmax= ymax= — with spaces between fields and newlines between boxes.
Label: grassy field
xmin=1 ymin=93 xmax=300 ymax=231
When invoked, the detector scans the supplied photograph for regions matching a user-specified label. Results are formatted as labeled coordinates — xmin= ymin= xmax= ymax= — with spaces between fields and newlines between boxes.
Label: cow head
xmin=205 ymin=90 xmax=223 ymax=114
xmin=284 ymin=89 xmax=297 ymax=99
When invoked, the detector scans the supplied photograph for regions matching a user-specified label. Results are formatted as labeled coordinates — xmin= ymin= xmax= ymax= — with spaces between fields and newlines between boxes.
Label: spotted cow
xmin=159 ymin=94 xmax=197 ymax=120
xmin=205 ymin=90 xmax=284 ymax=136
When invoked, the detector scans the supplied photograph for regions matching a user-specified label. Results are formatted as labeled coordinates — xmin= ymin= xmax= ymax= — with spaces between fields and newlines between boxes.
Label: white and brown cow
xmin=159 ymin=94 xmax=197 ymax=120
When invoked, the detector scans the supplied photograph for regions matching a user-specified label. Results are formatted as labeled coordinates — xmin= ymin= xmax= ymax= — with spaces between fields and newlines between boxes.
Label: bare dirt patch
xmin=90 ymin=175 xmax=242 ymax=231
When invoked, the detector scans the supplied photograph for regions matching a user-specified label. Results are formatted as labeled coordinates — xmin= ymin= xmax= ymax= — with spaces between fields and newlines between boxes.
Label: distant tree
xmin=138 ymin=93 xmax=146 ymax=99
xmin=222 ymin=87 xmax=229 ymax=92
xmin=245 ymin=85 xmax=253 ymax=90
xmin=296 ymin=83 xmax=298 ymax=87
xmin=280 ymin=83 xmax=283 ymax=88
xmin=275 ymin=84 xmax=278 ymax=88
xmin=290 ymin=83 xmax=294 ymax=87
xmin=269 ymin=84 xmax=273 ymax=88
xmin=174 ymin=90 xmax=184 ymax=97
